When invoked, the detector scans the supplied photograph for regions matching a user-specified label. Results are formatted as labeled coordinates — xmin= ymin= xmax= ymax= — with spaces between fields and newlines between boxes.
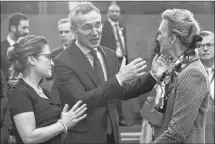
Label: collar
xmin=7 ymin=35 xmax=16 ymax=46
xmin=108 ymin=18 xmax=119 ymax=27
xmin=75 ymin=40 xmax=97 ymax=55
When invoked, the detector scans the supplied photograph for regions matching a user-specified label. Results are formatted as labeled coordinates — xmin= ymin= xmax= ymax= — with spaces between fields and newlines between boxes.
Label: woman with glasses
xmin=7 ymin=35 xmax=87 ymax=144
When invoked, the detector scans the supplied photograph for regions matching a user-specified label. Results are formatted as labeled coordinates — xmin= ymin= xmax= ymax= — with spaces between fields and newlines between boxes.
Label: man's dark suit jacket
xmin=100 ymin=20 xmax=128 ymax=60
xmin=51 ymin=47 xmax=64 ymax=59
xmin=53 ymin=42 xmax=156 ymax=143
xmin=1 ymin=40 xmax=11 ymax=80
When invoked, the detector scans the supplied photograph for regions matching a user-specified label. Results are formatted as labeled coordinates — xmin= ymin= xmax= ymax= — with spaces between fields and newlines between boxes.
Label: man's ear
xmin=70 ymin=26 xmax=77 ymax=36
xmin=10 ymin=26 xmax=16 ymax=33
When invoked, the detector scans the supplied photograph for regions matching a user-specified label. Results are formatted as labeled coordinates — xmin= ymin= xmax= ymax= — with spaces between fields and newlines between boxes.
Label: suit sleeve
xmin=122 ymin=72 xmax=156 ymax=100
xmin=53 ymin=60 xmax=125 ymax=108
xmin=152 ymin=69 xmax=209 ymax=143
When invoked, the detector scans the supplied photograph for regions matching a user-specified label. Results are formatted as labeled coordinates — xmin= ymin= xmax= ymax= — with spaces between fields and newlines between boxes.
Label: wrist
xmin=57 ymin=119 xmax=67 ymax=133
xmin=116 ymin=73 xmax=125 ymax=86
xmin=150 ymin=71 xmax=159 ymax=82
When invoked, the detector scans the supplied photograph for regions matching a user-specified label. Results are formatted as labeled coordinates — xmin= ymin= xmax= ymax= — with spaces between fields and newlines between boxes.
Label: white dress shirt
xmin=76 ymin=41 xmax=108 ymax=81
xmin=7 ymin=35 xmax=16 ymax=46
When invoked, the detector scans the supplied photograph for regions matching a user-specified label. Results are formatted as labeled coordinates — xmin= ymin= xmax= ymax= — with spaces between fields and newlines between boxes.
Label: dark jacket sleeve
xmin=122 ymin=72 xmax=156 ymax=100
xmin=53 ymin=60 xmax=125 ymax=108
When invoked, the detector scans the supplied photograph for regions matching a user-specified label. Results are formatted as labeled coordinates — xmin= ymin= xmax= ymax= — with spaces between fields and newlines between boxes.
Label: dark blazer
xmin=152 ymin=56 xmax=210 ymax=143
xmin=100 ymin=20 xmax=127 ymax=57
xmin=53 ymin=42 xmax=156 ymax=143
xmin=51 ymin=47 xmax=64 ymax=59
xmin=1 ymin=39 xmax=11 ymax=80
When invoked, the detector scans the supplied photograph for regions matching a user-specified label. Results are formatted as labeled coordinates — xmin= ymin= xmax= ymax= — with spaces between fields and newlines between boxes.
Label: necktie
xmin=90 ymin=50 xmax=112 ymax=134
xmin=90 ymin=50 xmax=105 ymax=84
xmin=114 ymin=24 xmax=125 ymax=57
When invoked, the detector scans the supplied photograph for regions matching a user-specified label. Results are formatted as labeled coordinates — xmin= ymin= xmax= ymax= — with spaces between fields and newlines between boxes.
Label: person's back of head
xmin=7 ymin=35 xmax=48 ymax=79
xmin=162 ymin=9 xmax=201 ymax=49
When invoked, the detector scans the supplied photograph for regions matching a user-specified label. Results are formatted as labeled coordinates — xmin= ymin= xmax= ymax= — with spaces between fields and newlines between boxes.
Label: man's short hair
xmin=199 ymin=31 xmax=214 ymax=37
xmin=58 ymin=18 xmax=70 ymax=26
xmin=8 ymin=13 xmax=28 ymax=32
xmin=68 ymin=2 xmax=100 ymax=27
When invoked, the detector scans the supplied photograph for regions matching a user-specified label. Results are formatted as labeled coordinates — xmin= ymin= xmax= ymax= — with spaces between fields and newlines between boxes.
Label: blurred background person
xmin=101 ymin=3 xmax=127 ymax=65
xmin=196 ymin=30 xmax=214 ymax=144
xmin=100 ymin=2 xmax=128 ymax=126
xmin=1 ymin=12 xmax=29 ymax=83
xmin=7 ymin=35 xmax=87 ymax=144
xmin=151 ymin=9 xmax=210 ymax=143
xmin=40 ymin=18 xmax=75 ymax=93
xmin=0 ymin=69 xmax=12 ymax=143
xmin=52 ymin=18 xmax=75 ymax=59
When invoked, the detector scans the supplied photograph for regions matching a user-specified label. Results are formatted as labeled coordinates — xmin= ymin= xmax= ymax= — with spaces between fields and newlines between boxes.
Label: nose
xmin=203 ymin=45 xmax=209 ymax=51
xmin=90 ymin=27 xmax=98 ymax=35
xmin=50 ymin=59 xmax=54 ymax=66
xmin=25 ymin=28 xmax=29 ymax=34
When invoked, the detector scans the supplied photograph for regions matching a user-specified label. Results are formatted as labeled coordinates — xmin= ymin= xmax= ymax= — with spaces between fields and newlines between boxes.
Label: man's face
xmin=197 ymin=35 xmax=214 ymax=61
xmin=157 ymin=20 xmax=173 ymax=54
xmin=74 ymin=10 xmax=103 ymax=49
xmin=108 ymin=5 xmax=120 ymax=22
xmin=15 ymin=20 xmax=29 ymax=38
xmin=58 ymin=22 xmax=74 ymax=46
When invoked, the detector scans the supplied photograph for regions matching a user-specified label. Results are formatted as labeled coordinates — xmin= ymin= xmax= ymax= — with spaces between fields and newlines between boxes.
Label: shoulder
xmin=8 ymin=80 xmax=34 ymax=102
xmin=100 ymin=45 xmax=115 ymax=54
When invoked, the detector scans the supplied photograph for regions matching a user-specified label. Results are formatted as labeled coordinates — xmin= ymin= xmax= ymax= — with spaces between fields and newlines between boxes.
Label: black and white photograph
xmin=1 ymin=1 xmax=214 ymax=144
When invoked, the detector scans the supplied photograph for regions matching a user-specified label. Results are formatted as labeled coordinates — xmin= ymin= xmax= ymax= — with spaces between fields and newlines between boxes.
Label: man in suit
xmin=1 ymin=13 xmax=29 ymax=81
xmin=100 ymin=3 xmax=127 ymax=65
xmin=41 ymin=18 xmax=75 ymax=92
xmin=100 ymin=3 xmax=128 ymax=125
xmin=52 ymin=18 xmax=75 ymax=59
xmin=196 ymin=31 xmax=214 ymax=144
xmin=53 ymin=2 xmax=166 ymax=144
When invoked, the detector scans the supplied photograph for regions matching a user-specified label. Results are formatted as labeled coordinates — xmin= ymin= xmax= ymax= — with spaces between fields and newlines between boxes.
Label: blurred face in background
xmin=157 ymin=20 xmax=173 ymax=54
xmin=14 ymin=20 xmax=29 ymax=39
xmin=196 ymin=35 xmax=214 ymax=61
xmin=58 ymin=22 xmax=74 ymax=47
xmin=108 ymin=4 xmax=121 ymax=22
xmin=34 ymin=44 xmax=54 ymax=79
xmin=73 ymin=10 xmax=103 ymax=49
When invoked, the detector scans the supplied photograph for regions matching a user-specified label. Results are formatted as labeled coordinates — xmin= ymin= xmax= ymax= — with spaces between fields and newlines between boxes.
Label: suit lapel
xmin=68 ymin=43 xmax=100 ymax=86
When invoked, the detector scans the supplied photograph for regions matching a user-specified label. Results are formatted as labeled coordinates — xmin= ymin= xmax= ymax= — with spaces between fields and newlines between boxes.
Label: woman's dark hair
xmin=7 ymin=35 xmax=48 ymax=79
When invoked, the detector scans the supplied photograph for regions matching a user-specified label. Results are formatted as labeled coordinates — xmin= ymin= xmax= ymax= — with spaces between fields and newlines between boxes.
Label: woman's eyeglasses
xmin=38 ymin=54 xmax=53 ymax=61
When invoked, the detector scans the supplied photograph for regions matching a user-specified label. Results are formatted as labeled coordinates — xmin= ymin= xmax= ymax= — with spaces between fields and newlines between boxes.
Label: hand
xmin=116 ymin=57 xmax=147 ymax=84
xmin=60 ymin=101 xmax=87 ymax=130
xmin=150 ymin=54 xmax=170 ymax=82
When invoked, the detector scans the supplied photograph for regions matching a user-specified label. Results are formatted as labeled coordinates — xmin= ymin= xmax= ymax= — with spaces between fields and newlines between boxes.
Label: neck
xmin=201 ymin=59 xmax=214 ymax=69
xmin=22 ymin=71 xmax=41 ymax=89
xmin=173 ymin=45 xmax=187 ymax=58
xmin=8 ymin=32 xmax=18 ymax=42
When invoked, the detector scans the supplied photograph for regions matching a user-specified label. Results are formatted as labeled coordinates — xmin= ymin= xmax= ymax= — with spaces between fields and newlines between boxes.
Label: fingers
xmin=71 ymin=101 xmax=83 ymax=112
xmin=75 ymin=107 xmax=87 ymax=118
xmin=131 ymin=58 xmax=143 ymax=65
xmin=74 ymin=103 xmax=87 ymax=115
xmin=76 ymin=114 xmax=87 ymax=122
xmin=62 ymin=104 xmax=69 ymax=113
xmin=136 ymin=64 xmax=147 ymax=73
xmin=120 ymin=57 xmax=126 ymax=68
xmin=152 ymin=54 xmax=159 ymax=66
xmin=134 ymin=60 xmax=146 ymax=69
